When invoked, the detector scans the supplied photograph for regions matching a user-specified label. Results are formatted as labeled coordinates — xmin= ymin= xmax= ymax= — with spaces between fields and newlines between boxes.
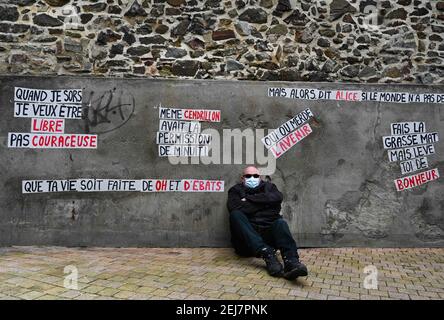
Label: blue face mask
xmin=244 ymin=177 xmax=260 ymax=189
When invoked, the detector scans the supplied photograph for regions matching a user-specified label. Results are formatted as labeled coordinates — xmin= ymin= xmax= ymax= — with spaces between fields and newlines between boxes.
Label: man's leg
xmin=264 ymin=219 xmax=308 ymax=280
xmin=229 ymin=210 xmax=268 ymax=257
xmin=229 ymin=210 xmax=283 ymax=277
xmin=265 ymin=219 xmax=299 ymax=258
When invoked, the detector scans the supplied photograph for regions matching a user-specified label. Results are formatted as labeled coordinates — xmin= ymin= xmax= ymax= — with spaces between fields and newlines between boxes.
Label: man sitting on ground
xmin=227 ymin=165 xmax=308 ymax=280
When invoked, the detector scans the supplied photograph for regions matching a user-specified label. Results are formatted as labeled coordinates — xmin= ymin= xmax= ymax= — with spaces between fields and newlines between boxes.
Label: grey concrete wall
xmin=0 ymin=75 xmax=443 ymax=247
xmin=2 ymin=0 xmax=444 ymax=84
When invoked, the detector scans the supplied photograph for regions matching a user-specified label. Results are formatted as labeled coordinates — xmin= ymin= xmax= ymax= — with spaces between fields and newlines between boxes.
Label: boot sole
xmin=268 ymin=269 xmax=284 ymax=277
xmin=283 ymin=268 xmax=308 ymax=280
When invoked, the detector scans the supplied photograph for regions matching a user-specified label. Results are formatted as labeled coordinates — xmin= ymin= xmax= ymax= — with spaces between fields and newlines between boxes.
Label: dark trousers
xmin=229 ymin=210 xmax=299 ymax=259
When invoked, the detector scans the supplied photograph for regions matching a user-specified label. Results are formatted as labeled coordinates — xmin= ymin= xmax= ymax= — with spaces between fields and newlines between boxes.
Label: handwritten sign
xmin=400 ymin=157 xmax=429 ymax=175
xmin=391 ymin=122 xmax=425 ymax=135
xmin=156 ymin=132 xmax=212 ymax=145
xmin=8 ymin=87 xmax=99 ymax=150
xmin=384 ymin=121 xmax=440 ymax=190
xmin=31 ymin=118 xmax=65 ymax=133
xmin=394 ymin=168 xmax=440 ymax=191
xmin=269 ymin=123 xmax=313 ymax=159
xmin=22 ymin=179 xmax=224 ymax=193
xmin=159 ymin=119 xmax=201 ymax=133
xmin=156 ymin=106 xmax=220 ymax=157
xmin=142 ymin=179 xmax=224 ymax=192
xmin=158 ymin=145 xmax=209 ymax=157
xmin=261 ymin=108 xmax=313 ymax=149
xmin=159 ymin=107 xmax=221 ymax=122
xmin=268 ymin=87 xmax=444 ymax=104
xmin=15 ymin=87 xmax=82 ymax=104
xmin=387 ymin=144 xmax=435 ymax=162
xmin=382 ymin=132 xmax=439 ymax=149
xmin=8 ymin=133 xmax=97 ymax=148
xmin=14 ymin=102 xmax=82 ymax=119
xmin=14 ymin=87 xmax=82 ymax=119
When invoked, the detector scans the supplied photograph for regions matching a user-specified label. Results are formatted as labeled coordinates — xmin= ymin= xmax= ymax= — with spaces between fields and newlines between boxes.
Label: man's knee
xmin=271 ymin=218 xmax=289 ymax=229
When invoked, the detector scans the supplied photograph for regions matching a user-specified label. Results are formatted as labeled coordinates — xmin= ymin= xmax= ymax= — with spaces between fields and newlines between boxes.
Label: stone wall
xmin=1 ymin=0 xmax=444 ymax=83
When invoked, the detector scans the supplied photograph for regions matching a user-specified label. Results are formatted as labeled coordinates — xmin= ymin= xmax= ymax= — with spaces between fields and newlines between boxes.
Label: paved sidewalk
xmin=0 ymin=247 xmax=443 ymax=300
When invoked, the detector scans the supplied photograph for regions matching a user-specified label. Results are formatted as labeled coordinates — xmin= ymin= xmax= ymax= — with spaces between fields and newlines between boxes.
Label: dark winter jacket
xmin=227 ymin=180 xmax=283 ymax=228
